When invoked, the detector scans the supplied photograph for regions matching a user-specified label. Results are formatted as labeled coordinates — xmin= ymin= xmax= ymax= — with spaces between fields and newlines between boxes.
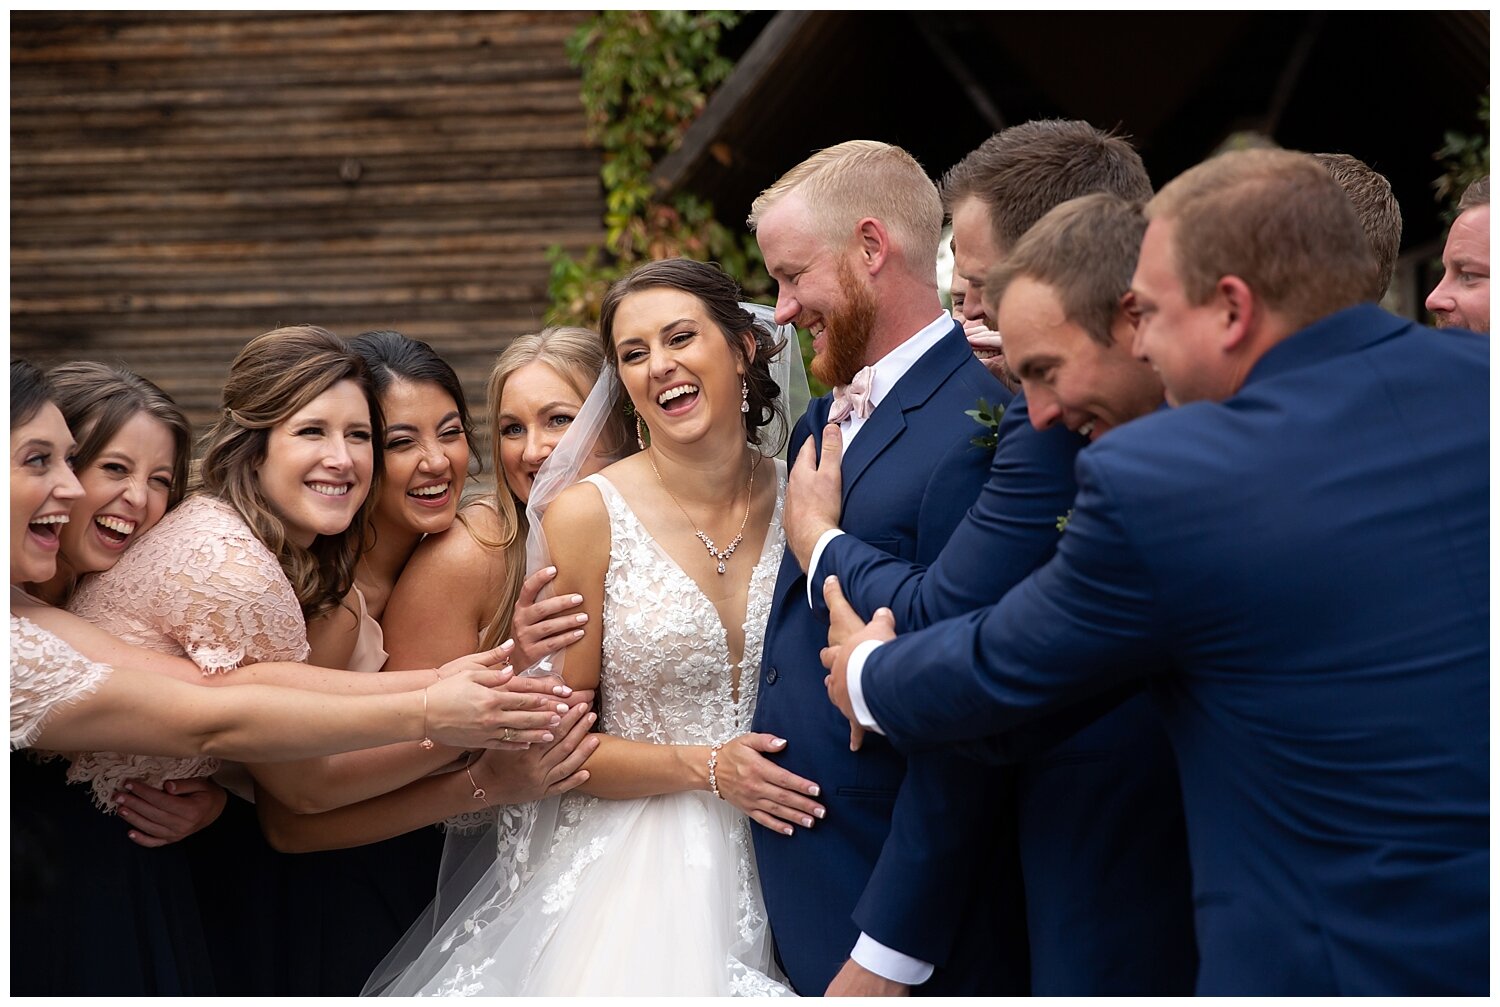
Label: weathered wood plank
xmin=12 ymin=11 xmax=606 ymax=441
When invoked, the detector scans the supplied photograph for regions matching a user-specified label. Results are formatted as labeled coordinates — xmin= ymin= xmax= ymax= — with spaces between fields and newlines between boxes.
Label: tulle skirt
xmin=368 ymin=790 xmax=793 ymax=996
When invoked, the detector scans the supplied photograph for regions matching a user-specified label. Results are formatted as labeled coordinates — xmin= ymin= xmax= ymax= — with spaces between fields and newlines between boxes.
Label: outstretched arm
xmin=838 ymin=452 xmax=1167 ymax=754
xmin=257 ymin=699 xmax=600 ymax=853
xmin=800 ymin=400 xmax=1081 ymax=631
xmin=23 ymin=642 xmax=545 ymax=762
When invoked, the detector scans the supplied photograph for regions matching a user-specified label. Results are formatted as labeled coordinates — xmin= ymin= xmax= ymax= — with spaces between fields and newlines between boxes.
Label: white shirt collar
xmin=862 ymin=313 xmax=954 ymax=409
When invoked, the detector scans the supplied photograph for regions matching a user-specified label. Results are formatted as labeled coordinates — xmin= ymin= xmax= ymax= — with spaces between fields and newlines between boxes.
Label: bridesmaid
xmin=254 ymin=328 xmax=621 ymax=853
xmin=383 ymin=326 xmax=623 ymax=668
xmin=10 ymin=360 xmax=222 ymax=994
xmin=25 ymin=362 xmax=229 ymax=848
xmin=281 ymin=330 xmax=480 ymax=993
xmin=66 ymin=326 xmax=568 ymax=993
xmin=9 ymin=357 xmax=553 ymax=996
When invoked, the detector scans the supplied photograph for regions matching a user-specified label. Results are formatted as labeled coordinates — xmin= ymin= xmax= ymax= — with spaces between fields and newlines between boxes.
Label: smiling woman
xmin=29 ymin=362 xmax=191 ymax=607
xmin=63 ymin=325 xmax=395 ymax=992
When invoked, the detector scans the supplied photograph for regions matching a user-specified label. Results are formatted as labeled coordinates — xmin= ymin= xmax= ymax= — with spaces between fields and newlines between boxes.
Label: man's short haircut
xmin=989 ymin=193 xmax=1146 ymax=348
xmin=1312 ymin=152 xmax=1402 ymax=298
xmin=747 ymin=140 xmax=942 ymax=277
xmin=1147 ymin=149 xmax=1377 ymax=331
xmin=939 ymin=119 xmax=1153 ymax=251
xmin=1458 ymin=175 xmax=1490 ymax=211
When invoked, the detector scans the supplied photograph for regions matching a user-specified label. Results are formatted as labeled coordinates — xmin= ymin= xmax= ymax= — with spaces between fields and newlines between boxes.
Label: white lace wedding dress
xmin=373 ymin=466 xmax=793 ymax=997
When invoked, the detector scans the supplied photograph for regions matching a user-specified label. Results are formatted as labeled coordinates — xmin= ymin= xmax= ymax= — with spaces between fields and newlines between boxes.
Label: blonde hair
xmin=748 ymin=140 xmax=942 ymax=280
xmin=194 ymin=325 xmax=382 ymax=621
xmin=461 ymin=326 xmax=611 ymax=650
xmin=1146 ymin=149 xmax=1376 ymax=331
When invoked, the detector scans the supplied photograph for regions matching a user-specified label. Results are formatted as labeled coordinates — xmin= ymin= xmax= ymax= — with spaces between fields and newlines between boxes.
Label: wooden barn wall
xmin=11 ymin=11 xmax=605 ymax=464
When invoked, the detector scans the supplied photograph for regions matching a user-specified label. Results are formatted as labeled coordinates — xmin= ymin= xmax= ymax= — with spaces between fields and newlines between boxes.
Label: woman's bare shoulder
xmin=402 ymin=507 xmax=508 ymax=593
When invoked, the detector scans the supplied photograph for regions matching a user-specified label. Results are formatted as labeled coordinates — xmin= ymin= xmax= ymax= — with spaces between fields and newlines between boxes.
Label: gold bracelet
xmin=464 ymin=752 xmax=489 ymax=806
xmin=419 ymin=687 xmax=435 ymax=750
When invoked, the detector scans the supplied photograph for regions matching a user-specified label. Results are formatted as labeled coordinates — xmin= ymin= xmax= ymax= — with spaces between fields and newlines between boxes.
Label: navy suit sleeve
xmin=853 ymin=751 xmax=1015 ymax=969
xmin=847 ymin=397 xmax=1010 ymax=970
xmin=815 ymin=398 xmax=1081 ymax=630
xmin=863 ymin=449 xmax=1170 ymax=757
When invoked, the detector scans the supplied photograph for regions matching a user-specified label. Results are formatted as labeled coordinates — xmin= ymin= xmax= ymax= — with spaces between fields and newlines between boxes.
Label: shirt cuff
xmin=850 ymin=932 xmax=934 ymax=986
xmin=846 ymin=639 xmax=886 ymax=735
xmin=805 ymin=528 xmax=846 ymax=607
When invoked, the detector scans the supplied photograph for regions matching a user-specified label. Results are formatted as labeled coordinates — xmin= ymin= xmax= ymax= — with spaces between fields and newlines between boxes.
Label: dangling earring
xmin=636 ymin=414 xmax=650 ymax=451
xmin=740 ymin=376 xmax=750 ymax=414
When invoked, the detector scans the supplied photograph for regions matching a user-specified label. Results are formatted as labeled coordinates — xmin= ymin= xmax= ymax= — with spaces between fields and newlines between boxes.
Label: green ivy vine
xmin=1433 ymin=93 xmax=1489 ymax=219
xmin=547 ymin=11 xmax=772 ymax=327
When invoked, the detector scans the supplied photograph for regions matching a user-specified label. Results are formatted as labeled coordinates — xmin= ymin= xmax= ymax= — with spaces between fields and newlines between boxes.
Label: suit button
xmin=765 ymin=666 xmax=779 ymax=685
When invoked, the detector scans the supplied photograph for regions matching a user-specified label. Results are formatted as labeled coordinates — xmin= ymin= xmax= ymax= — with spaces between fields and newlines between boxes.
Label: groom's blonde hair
xmin=748 ymin=140 xmax=942 ymax=281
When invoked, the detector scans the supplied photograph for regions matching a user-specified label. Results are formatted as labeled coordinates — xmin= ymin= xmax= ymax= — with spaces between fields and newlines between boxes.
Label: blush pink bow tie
xmin=828 ymin=366 xmax=875 ymax=424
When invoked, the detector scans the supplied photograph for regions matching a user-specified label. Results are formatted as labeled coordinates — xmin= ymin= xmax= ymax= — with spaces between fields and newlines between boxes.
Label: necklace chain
xmin=647 ymin=449 xmax=758 ymax=575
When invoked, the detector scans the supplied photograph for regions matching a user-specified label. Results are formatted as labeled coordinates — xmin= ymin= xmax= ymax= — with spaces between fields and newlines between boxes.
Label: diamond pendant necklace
xmin=648 ymin=448 xmax=758 ymax=575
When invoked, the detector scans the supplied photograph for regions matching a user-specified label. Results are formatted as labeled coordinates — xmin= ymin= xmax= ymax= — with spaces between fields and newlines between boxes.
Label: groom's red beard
xmin=810 ymin=259 xmax=879 ymax=388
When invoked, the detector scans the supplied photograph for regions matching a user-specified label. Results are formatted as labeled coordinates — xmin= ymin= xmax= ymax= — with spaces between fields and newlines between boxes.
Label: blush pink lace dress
xmin=66 ymin=494 xmax=309 ymax=801
xmin=68 ymin=492 xmax=310 ymax=993
xmin=10 ymin=610 xmax=112 ymax=749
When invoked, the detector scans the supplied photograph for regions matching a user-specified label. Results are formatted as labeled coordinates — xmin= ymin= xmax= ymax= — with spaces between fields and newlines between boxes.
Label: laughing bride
xmin=369 ymin=259 xmax=816 ymax=996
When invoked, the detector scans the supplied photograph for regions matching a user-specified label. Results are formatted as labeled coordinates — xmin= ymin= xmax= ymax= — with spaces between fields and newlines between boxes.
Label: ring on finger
xmin=502 ymin=727 xmax=514 ymax=743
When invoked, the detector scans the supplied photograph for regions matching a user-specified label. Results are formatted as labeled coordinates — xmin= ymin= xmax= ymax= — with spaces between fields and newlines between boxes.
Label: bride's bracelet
xmin=707 ymin=743 xmax=724 ymax=799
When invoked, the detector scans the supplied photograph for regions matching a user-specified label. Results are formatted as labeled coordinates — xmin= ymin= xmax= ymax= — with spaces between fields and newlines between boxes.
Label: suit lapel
xmin=840 ymin=322 xmax=972 ymax=503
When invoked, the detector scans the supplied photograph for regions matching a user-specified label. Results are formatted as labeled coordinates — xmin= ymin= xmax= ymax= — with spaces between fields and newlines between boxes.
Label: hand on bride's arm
xmin=473 ymin=697 xmax=601 ymax=802
xmin=425 ymin=660 xmax=571 ymax=750
xmin=507 ymin=565 xmax=589 ymax=672
xmin=113 ymin=776 xmax=228 ymax=848
xmin=713 ymin=734 xmax=826 ymax=836
xmin=434 ymin=640 xmax=515 ymax=679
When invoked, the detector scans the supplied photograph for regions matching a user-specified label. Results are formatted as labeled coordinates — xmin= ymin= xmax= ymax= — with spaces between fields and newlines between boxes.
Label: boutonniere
xmin=964 ymin=396 xmax=1005 ymax=450
xmin=1056 ymin=508 xmax=1073 ymax=533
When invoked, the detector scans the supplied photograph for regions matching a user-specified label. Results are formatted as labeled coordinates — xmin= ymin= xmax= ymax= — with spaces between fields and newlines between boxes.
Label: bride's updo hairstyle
xmin=46 ymin=361 xmax=193 ymax=512
xmin=597 ymin=258 xmax=789 ymax=454
xmin=463 ymin=325 xmax=618 ymax=651
xmin=195 ymin=324 xmax=384 ymax=621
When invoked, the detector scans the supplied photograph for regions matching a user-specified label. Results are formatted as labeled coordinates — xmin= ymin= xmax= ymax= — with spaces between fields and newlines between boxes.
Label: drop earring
xmin=636 ymin=414 xmax=649 ymax=451
xmin=740 ymin=376 xmax=750 ymax=414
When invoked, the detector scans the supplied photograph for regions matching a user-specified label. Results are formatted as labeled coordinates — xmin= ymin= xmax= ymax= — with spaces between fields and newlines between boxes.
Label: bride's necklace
xmin=647 ymin=448 xmax=758 ymax=575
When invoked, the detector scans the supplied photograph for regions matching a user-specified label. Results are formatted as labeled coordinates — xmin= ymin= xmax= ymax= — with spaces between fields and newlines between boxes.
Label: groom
xmin=748 ymin=141 xmax=1026 ymax=995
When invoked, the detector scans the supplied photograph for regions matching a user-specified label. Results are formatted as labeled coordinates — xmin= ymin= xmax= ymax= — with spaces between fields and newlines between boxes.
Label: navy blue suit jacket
xmin=860 ymin=306 xmax=1489 ymax=994
xmin=752 ymin=322 xmax=1029 ymax=994
xmin=815 ymin=393 xmax=1196 ymax=993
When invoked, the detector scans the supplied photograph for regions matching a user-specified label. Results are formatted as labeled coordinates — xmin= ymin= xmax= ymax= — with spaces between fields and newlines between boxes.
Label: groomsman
xmin=1427 ymin=175 xmax=1490 ymax=333
xmin=1312 ymin=152 xmax=1402 ymax=301
xmin=749 ymin=140 xmax=1026 ymax=995
xmin=786 ymin=121 xmax=1196 ymax=994
xmin=826 ymin=149 xmax=1489 ymax=994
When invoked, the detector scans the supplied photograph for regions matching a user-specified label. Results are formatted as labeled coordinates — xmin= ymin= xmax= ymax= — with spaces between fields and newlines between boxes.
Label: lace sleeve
xmin=11 ymin=615 xmax=112 ymax=750
xmin=159 ymin=533 xmax=310 ymax=672
xmin=70 ymin=496 xmax=309 ymax=672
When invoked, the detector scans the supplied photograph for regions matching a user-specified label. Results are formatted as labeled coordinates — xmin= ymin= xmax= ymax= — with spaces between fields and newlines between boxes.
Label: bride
xmin=369 ymin=259 xmax=815 ymax=996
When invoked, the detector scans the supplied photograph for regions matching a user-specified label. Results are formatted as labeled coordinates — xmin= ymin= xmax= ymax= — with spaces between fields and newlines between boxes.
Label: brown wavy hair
xmin=460 ymin=326 xmax=619 ymax=650
xmin=193 ymin=325 xmax=384 ymax=621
